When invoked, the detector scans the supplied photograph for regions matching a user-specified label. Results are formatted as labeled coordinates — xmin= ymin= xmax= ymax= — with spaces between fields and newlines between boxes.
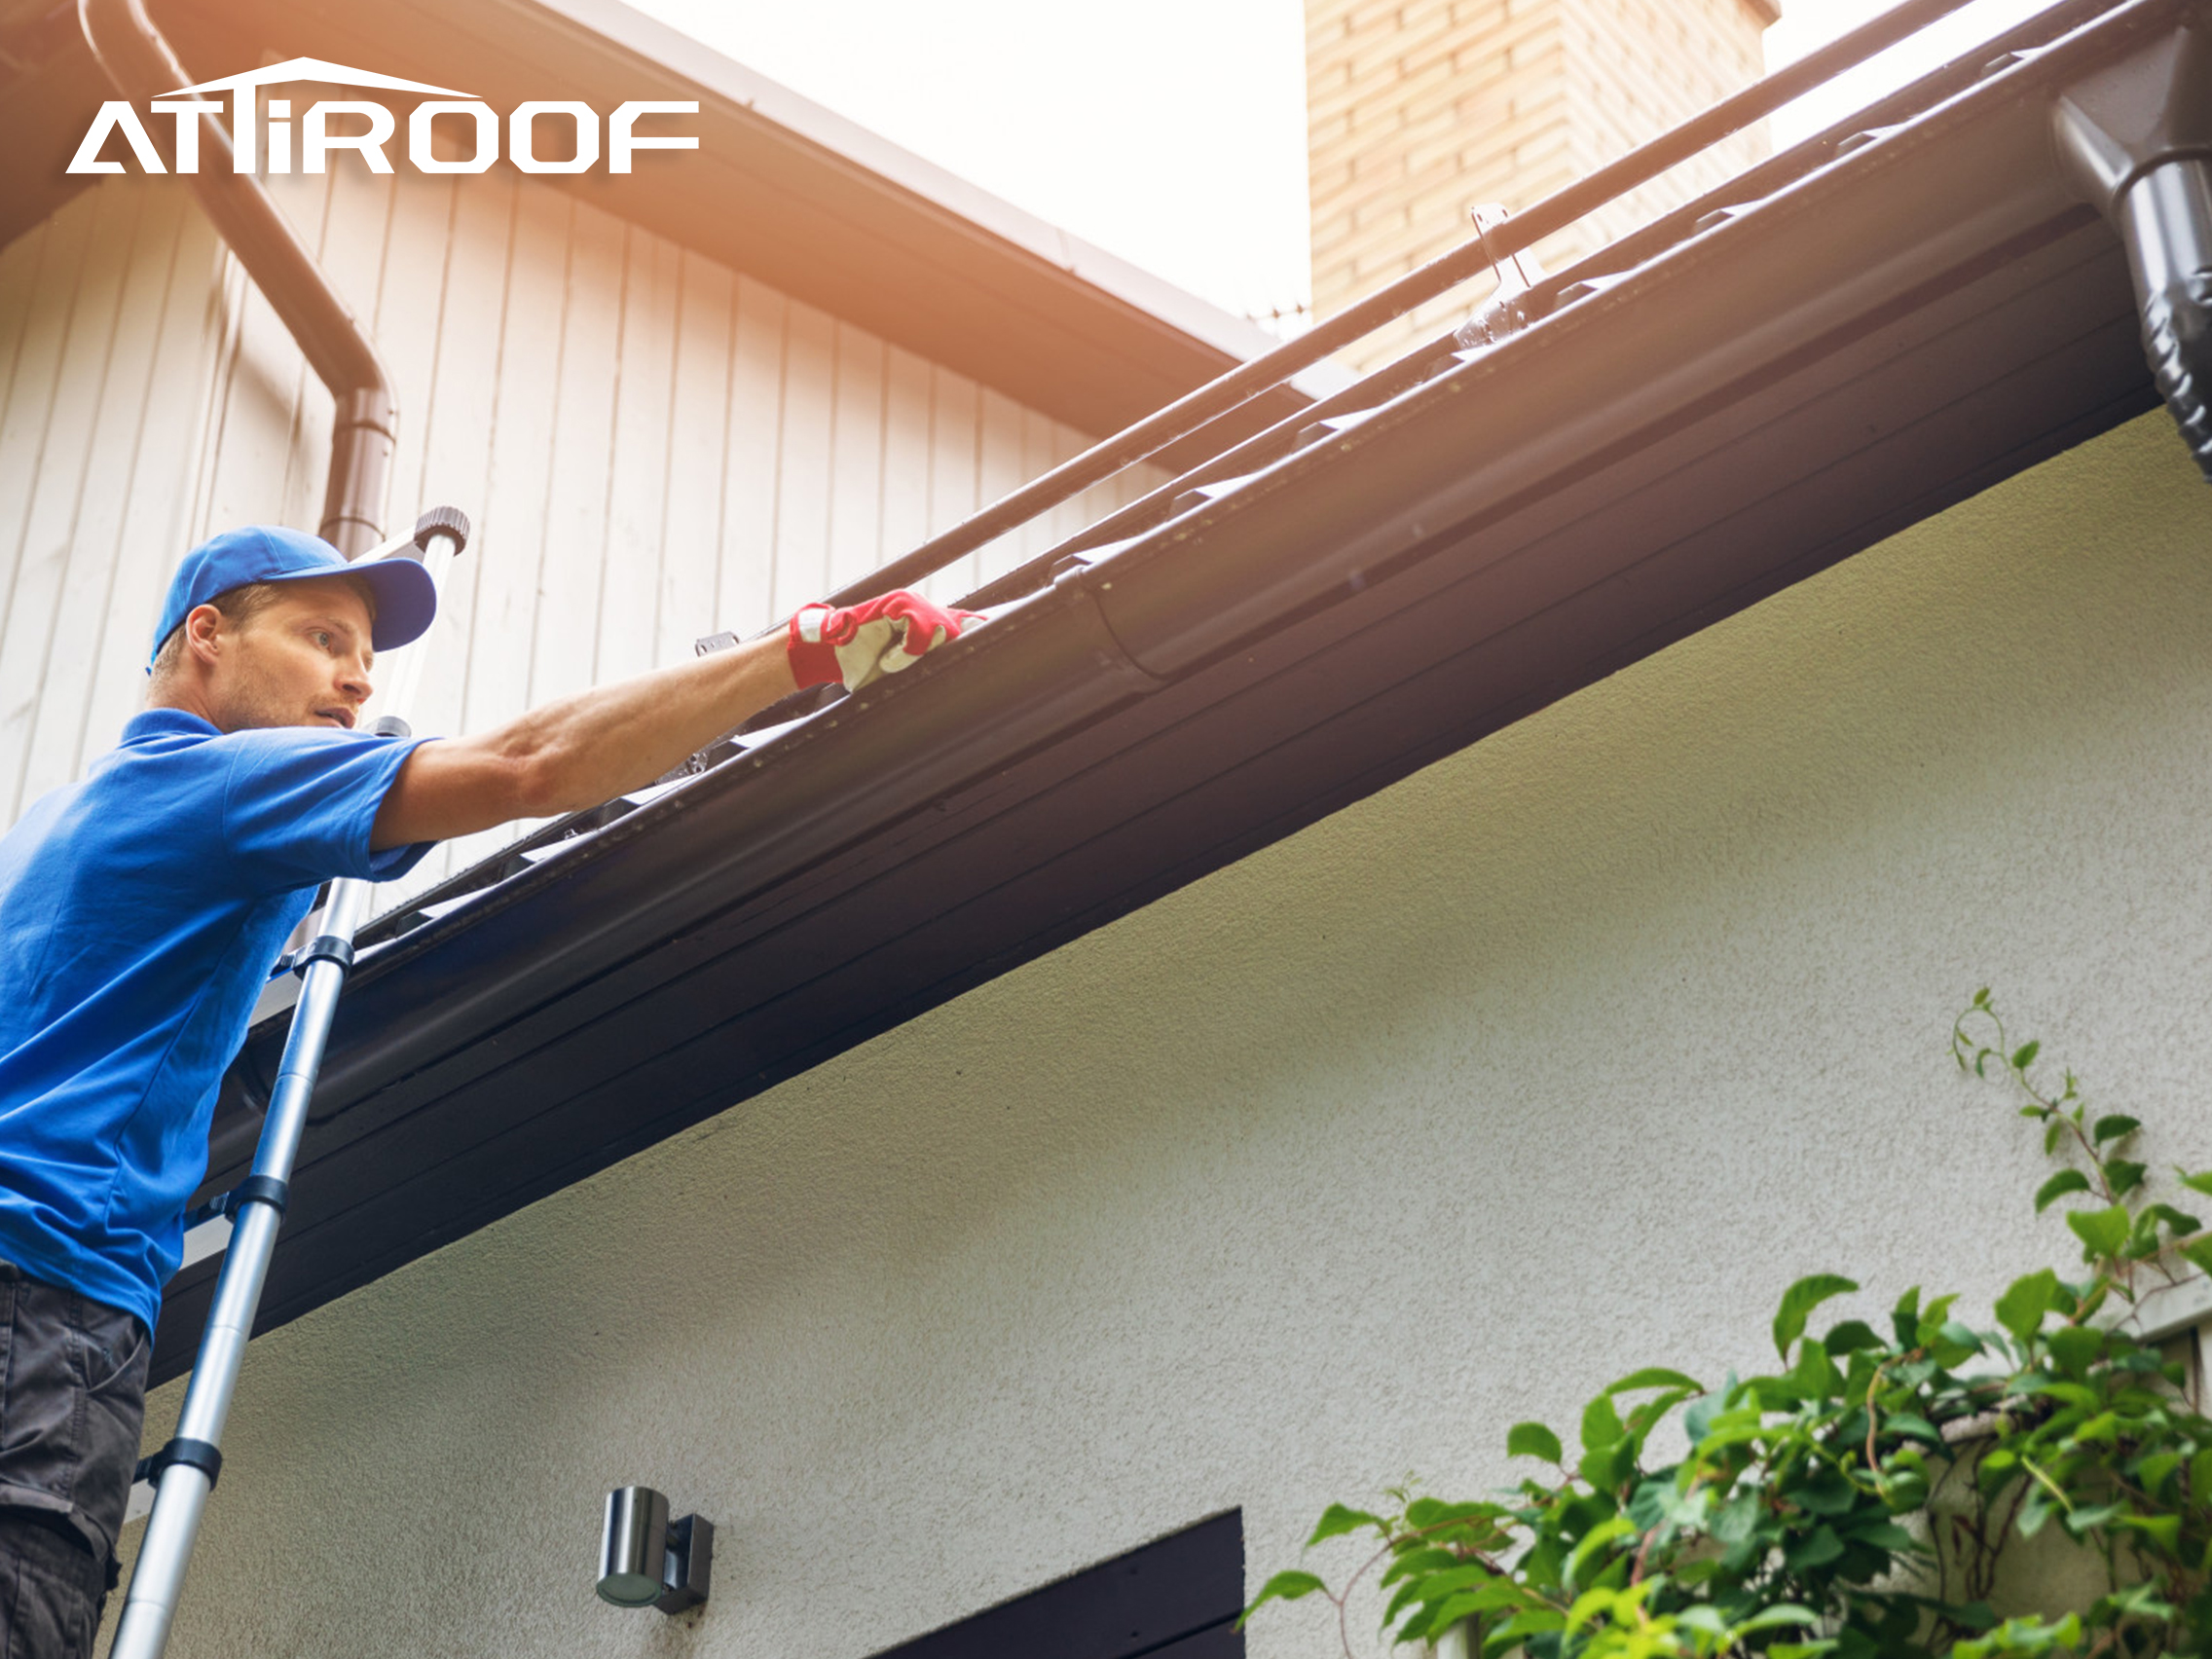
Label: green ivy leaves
xmin=2065 ymin=1202 xmax=2129 ymax=1261
xmin=1992 ymin=1267 xmax=2060 ymax=1344
xmin=1772 ymin=1274 xmax=1858 ymax=1360
xmin=1235 ymin=1569 xmax=1325 ymax=1629
xmin=1507 ymin=1422 xmax=1562 ymax=1464
xmin=2034 ymin=1169 xmax=2090 ymax=1212
xmin=1307 ymin=1504 xmax=1387 ymax=1547
xmin=1246 ymin=999 xmax=2212 ymax=1659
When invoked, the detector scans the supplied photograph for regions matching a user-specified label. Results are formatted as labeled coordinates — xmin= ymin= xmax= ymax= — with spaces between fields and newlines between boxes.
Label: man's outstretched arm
xmin=370 ymin=590 xmax=981 ymax=850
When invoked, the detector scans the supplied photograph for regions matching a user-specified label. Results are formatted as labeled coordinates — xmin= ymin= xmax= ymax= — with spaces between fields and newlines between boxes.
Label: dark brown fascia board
xmin=90 ymin=0 xmax=1331 ymax=438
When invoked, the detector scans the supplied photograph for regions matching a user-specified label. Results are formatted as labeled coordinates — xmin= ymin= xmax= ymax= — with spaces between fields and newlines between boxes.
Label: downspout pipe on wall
xmin=76 ymin=0 xmax=397 ymax=554
xmin=2053 ymin=22 xmax=2212 ymax=479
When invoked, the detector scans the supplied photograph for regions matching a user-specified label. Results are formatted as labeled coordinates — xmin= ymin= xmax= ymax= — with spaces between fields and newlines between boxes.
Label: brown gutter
xmin=75 ymin=0 xmax=396 ymax=555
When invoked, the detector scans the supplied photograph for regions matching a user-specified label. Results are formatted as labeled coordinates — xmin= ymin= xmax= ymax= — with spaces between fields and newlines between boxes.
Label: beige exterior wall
xmin=1309 ymin=0 xmax=1771 ymax=370
xmin=0 ymin=167 xmax=1157 ymax=903
xmin=111 ymin=410 xmax=2212 ymax=1657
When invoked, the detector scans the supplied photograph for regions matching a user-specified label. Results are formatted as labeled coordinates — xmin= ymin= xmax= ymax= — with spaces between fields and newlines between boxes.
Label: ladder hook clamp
xmin=223 ymin=1175 xmax=290 ymax=1220
xmin=135 ymin=1438 xmax=223 ymax=1491
xmin=292 ymin=935 xmax=355 ymax=976
xmin=180 ymin=1175 xmax=289 ymax=1232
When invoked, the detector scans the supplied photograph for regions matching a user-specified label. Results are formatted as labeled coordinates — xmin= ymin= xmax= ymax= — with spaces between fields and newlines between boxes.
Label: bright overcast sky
xmin=623 ymin=0 xmax=2063 ymax=328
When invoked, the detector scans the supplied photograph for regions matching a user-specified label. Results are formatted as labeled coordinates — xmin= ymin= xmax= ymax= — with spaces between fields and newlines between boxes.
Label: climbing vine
xmin=1243 ymin=993 xmax=2212 ymax=1658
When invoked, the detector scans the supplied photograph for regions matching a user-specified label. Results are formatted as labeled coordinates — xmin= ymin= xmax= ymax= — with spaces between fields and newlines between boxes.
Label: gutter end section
xmin=2054 ymin=24 xmax=2212 ymax=477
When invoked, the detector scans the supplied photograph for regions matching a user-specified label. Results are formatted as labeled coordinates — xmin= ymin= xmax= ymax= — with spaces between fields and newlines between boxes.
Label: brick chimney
xmin=1308 ymin=0 xmax=1779 ymax=369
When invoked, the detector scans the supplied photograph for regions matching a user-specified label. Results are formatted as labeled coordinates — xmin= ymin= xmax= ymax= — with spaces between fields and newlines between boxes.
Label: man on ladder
xmin=0 ymin=520 xmax=977 ymax=1656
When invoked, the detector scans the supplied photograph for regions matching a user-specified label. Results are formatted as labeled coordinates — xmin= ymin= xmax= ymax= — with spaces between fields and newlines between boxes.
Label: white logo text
xmin=69 ymin=56 xmax=697 ymax=176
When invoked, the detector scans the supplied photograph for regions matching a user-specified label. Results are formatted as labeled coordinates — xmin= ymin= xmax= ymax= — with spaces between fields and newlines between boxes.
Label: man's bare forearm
xmin=480 ymin=633 xmax=799 ymax=808
xmin=371 ymin=633 xmax=796 ymax=848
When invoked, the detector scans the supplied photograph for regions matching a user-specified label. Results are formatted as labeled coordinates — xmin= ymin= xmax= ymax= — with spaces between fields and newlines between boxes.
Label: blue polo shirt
xmin=0 ymin=710 xmax=432 ymax=1331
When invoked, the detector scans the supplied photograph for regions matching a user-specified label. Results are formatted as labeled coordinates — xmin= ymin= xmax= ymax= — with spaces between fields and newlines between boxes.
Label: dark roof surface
xmin=153 ymin=0 xmax=2181 ymax=1382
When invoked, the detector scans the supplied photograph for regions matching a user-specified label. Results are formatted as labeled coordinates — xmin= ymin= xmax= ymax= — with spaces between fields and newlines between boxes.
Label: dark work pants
xmin=0 ymin=1518 xmax=104 ymax=1659
xmin=0 ymin=1264 xmax=150 ymax=1659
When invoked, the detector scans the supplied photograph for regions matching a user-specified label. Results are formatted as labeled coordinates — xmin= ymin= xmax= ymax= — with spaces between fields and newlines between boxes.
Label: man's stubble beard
xmin=211 ymin=655 xmax=313 ymax=734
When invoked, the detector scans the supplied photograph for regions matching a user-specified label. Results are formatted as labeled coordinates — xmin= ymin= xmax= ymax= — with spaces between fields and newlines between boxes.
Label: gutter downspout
xmin=2053 ymin=22 xmax=2212 ymax=479
xmin=76 ymin=0 xmax=397 ymax=553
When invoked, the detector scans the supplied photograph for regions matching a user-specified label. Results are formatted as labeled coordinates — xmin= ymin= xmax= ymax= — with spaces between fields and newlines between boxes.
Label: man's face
xmin=204 ymin=578 xmax=377 ymax=733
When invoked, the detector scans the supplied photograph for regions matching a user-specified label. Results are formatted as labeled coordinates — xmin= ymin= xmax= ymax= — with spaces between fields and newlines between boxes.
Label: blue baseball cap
xmin=151 ymin=525 xmax=438 ymax=665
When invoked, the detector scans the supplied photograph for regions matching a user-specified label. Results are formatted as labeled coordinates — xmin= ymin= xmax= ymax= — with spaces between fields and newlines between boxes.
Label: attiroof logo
xmin=68 ymin=55 xmax=697 ymax=176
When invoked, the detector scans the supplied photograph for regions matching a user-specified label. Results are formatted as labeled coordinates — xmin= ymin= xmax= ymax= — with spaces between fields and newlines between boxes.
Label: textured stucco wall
xmin=116 ymin=411 xmax=2212 ymax=1658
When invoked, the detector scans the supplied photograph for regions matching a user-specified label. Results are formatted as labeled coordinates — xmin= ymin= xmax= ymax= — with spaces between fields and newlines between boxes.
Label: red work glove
xmin=787 ymin=591 xmax=986 ymax=693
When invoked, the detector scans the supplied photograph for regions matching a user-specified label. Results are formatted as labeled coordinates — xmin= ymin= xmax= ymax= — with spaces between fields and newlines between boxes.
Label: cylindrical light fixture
xmin=598 ymin=1486 xmax=671 ymax=1607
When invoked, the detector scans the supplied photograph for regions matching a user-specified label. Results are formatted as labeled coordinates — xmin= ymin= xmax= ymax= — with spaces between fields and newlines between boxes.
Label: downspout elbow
xmin=76 ymin=0 xmax=398 ymax=551
xmin=2053 ymin=24 xmax=2212 ymax=479
xmin=2113 ymin=161 xmax=2212 ymax=474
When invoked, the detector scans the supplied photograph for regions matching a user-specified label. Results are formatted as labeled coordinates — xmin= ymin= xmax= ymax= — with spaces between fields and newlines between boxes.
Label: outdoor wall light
xmin=597 ymin=1485 xmax=714 ymax=1613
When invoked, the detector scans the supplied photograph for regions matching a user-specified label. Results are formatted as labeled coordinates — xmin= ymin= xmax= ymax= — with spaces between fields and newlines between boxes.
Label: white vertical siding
xmin=719 ymin=274 xmax=786 ymax=640
xmin=0 ymin=162 xmax=1165 ymax=901
xmin=923 ymin=368 xmax=982 ymax=607
xmin=659 ymin=252 xmax=733 ymax=668
xmin=0 ymin=183 xmax=226 ymax=819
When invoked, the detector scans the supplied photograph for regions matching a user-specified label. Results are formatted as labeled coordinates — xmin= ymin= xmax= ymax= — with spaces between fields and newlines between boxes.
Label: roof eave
xmin=156 ymin=0 xmax=2178 ymax=1382
xmin=0 ymin=0 xmax=1332 ymax=436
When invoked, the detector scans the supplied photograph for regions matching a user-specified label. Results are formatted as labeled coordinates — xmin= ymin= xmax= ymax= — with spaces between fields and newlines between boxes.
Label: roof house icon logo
xmin=68 ymin=55 xmax=697 ymax=176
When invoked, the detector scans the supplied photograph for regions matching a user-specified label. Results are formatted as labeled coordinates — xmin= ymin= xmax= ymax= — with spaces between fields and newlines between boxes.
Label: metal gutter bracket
xmin=1453 ymin=206 xmax=1546 ymax=350
xmin=2053 ymin=22 xmax=2212 ymax=477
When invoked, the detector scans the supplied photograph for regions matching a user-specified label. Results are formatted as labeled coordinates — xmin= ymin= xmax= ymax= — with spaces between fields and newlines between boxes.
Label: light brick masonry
xmin=1308 ymin=0 xmax=1776 ymax=370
